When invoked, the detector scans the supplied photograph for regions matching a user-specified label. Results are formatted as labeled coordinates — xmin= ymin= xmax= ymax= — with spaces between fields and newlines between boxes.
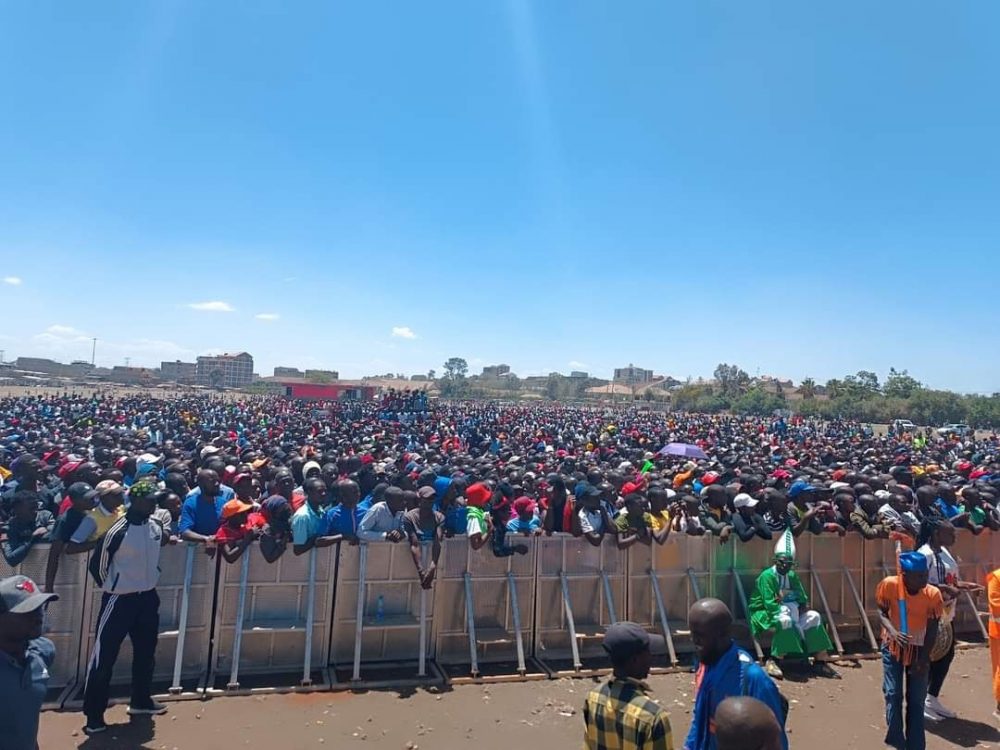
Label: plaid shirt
xmin=583 ymin=676 xmax=674 ymax=750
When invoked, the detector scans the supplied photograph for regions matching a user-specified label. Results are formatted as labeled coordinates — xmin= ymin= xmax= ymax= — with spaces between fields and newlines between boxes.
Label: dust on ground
xmin=40 ymin=649 xmax=998 ymax=749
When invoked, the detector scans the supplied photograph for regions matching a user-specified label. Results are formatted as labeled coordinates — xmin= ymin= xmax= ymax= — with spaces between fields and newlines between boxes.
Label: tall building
xmin=613 ymin=364 xmax=654 ymax=385
xmin=196 ymin=352 xmax=254 ymax=388
xmin=161 ymin=360 xmax=197 ymax=383
xmin=482 ymin=364 xmax=511 ymax=378
xmin=273 ymin=366 xmax=304 ymax=378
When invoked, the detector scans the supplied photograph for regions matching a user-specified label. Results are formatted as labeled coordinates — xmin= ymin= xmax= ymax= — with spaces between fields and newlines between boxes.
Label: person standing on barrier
xmin=987 ymin=565 xmax=1000 ymax=722
xmin=685 ymin=598 xmax=788 ymax=750
xmin=583 ymin=621 xmax=674 ymax=750
xmin=0 ymin=574 xmax=58 ymax=750
xmin=876 ymin=551 xmax=943 ymax=750
xmin=82 ymin=480 xmax=170 ymax=736
xmin=748 ymin=530 xmax=838 ymax=680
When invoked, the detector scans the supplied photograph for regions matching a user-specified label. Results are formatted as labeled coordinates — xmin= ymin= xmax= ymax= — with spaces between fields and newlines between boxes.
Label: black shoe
xmin=83 ymin=719 xmax=108 ymax=735
xmin=128 ymin=700 xmax=168 ymax=716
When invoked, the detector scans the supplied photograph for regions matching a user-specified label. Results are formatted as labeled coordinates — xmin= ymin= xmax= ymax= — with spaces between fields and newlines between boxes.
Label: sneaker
xmin=764 ymin=659 xmax=784 ymax=680
xmin=128 ymin=701 xmax=168 ymax=716
xmin=813 ymin=661 xmax=840 ymax=679
xmin=83 ymin=720 xmax=108 ymax=735
xmin=923 ymin=704 xmax=942 ymax=723
xmin=925 ymin=695 xmax=956 ymax=719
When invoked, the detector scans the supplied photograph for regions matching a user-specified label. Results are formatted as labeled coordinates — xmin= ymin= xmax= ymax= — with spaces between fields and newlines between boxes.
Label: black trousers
xmin=83 ymin=589 xmax=160 ymax=721
xmin=928 ymin=634 xmax=955 ymax=698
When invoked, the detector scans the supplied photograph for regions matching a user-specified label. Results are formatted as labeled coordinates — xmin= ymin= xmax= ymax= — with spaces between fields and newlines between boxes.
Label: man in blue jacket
xmin=684 ymin=598 xmax=788 ymax=750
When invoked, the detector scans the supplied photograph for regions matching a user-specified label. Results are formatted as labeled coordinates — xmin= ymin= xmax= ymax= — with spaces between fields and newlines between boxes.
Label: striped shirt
xmin=583 ymin=676 xmax=674 ymax=750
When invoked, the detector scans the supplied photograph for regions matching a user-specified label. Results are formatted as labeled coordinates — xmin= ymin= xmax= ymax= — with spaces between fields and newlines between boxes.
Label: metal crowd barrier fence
xmin=433 ymin=535 xmax=539 ymax=679
xmin=534 ymin=535 xmax=625 ymax=673
xmin=0 ymin=544 xmax=88 ymax=702
xmin=208 ymin=543 xmax=334 ymax=693
xmin=10 ymin=528 xmax=997 ymax=705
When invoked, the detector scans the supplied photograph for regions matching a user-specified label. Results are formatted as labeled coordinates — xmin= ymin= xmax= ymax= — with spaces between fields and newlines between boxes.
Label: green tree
xmin=427 ymin=369 xmax=436 ymax=380
xmin=798 ymin=377 xmax=817 ymax=399
xmin=883 ymin=368 xmax=921 ymax=399
xmin=713 ymin=363 xmax=751 ymax=398
xmin=734 ymin=387 xmax=786 ymax=416
xmin=442 ymin=357 xmax=468 ymax=380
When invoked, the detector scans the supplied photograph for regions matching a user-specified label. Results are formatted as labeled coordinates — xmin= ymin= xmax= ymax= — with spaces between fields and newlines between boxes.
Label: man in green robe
xmin=748 ymin=531 xmax=838 ymax=679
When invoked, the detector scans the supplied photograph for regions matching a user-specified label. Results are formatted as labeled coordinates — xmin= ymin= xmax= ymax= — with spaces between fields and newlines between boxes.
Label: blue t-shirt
xmin=506 ymin=516 xmax=541 ymax=534
xmin=324 ymin=503 xmax=367 ymax=537
xmin=0 ymin=637 xmax=54 ymax=750
xmin=178 ymin=486 xmax=235 ymax=535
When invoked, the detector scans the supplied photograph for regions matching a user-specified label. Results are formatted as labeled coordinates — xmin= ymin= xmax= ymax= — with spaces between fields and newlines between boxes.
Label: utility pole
xmin=91 ymin=338 xmax=97 ymax=366
xmin=125 ymin=357 xmax=131 ymax=368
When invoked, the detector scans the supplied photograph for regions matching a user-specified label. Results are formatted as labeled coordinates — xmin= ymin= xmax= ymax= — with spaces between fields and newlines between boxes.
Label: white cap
xmin=733 ymin=493 xmax=758 ymax=509
xmin=200 ymin=445 xmax=221 ymax=459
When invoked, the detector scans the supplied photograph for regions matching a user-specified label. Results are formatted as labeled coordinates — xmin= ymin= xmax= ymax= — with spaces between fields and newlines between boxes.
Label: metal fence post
xmin=227 ymin=549 xmax=252 ymax=690
xmin=601 ymin=570 xmax=618 ymax=625
xmin=560 ymin=570 xmax=582 ymax=670
xmin=169 ymin=544 xmax=195 ymax=694
xmin=507 ymin=571 xmax=526 ymax=675
xmin=301 ymin=546 xmax=318 ymax=686
xmin=351 ymin=543 xmax=368 ymax=681
xmin=463 ymin=572 xmax=479 ymax=677
xmin=649 ymin=569 xmax=677 ymax=665
xmin=418 ymin=542 xmax=429 ymax=678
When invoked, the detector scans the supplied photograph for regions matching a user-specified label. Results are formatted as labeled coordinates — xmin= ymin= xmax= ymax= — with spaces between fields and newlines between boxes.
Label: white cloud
xmin=391 ymin=326 xmax=417 ymax=340
xmin=188 ymin=301 xmax=234 ymax=312
xmin=255 ymin=313 xmax=280 ymax=321
xmin=568 ymin=360 xmax=588 ymax=369
xmin=46 ymin=324 xmax=84 ymax=336
xmin=3 ymin=276 xmax=22 ymax=286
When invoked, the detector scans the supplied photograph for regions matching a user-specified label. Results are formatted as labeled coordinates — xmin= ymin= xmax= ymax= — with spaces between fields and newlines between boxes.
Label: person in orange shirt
xmin=876 ymin=552 xmax=943 ymax=750
xmin=987 ymin=566 xmax=1000 ymax=722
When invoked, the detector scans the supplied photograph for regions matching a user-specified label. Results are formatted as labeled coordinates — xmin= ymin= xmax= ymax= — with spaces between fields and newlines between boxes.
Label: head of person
xmin=304 ymin=477 xmax=327 ymax=508
xmin=704 ymin=485 xmax=728 ymax=510
xmin=321 ymin=462 xmax=339 ymax=488
xmin=858 ymin=493 xmax=879 ymax=514
xmin=900 ymin=552 xmax=930 ymax=595
xmin=624 ymin=493 xmax=646 ymax=521
xmin=915 ymin=485 xmax=937 ymax=509
xmin=273 ymin=469 xmax=295 ymax=500
xmin=66 ymin=482 xmax=98 ymax=513
xmin=12 ymin=455 xmax=41 ymax=483
xmin=302 ymin=460 xmax=322 ymax=483
xmin=261 ymin=495 xmax=292 ymax=531
xmin=9 ymin=491 xmax=39 ymax=522
xmin=221 ymin=498 xmax=253 ymax=528
xmin=919 ymin=516 xmax=955 ymax=550
xmin=733 ymin=493 xmax=758 ymax=518
xmin=416 ymin=485 xmax=436 ymax=512
xmin=75 ymin=461 xmax=102 ymax=487
xmin=0 ymin=575 xmax=57 ymax=645
xmin=126 ymin=480 xmax=158 ymax=520
xmin=95 ymin=480 xmax=125 ymax=512
xmin=688 ymin=598 xmax=733 ymax=666
xmin=714 ymin=696 xmax=783 ymax=750
xmin=384 ymin=486 xmax=406 ymax=515
xmin=158 ymin=490 xmax=182 ymax=519
xmin=197 ymin=469 xmax=221 ymax=498
xmin=336 ymin=479 xmax=360 ymax=509
xmin=602 ymin=621 xmax=664 ymax=681
xmin=513 ymin=496 xmax=536 ymax=522
xmin=774 ymin=550 xmax=794 ymax=576
xmin=164 ymin=471 xmax=190 ymax=498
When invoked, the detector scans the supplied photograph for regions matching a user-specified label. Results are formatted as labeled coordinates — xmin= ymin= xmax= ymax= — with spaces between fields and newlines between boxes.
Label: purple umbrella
xmin=659 ymin=442 xmax=708 ymax=460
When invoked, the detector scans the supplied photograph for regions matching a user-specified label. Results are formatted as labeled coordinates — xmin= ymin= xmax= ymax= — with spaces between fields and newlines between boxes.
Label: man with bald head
xmin=684 ymin=598 xmax=787 ymax=750
xmin=714 ymin=697 xmax=782 ymax=750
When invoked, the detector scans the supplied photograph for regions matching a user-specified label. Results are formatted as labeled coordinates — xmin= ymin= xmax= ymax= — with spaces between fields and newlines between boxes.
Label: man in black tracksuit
xmin=82 ymin=481 xmax=170 ymax=735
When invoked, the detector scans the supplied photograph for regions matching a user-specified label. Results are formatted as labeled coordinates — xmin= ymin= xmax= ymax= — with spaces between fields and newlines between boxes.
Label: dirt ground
xmin=39 ymin=649 xmax=998 ymax=750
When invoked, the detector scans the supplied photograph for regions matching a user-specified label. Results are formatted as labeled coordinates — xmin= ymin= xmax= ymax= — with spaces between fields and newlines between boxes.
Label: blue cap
xmin=787 ymin=480 xmax=816 ymax=499
xmin=900 ymin=552 xmax=928 ymax=573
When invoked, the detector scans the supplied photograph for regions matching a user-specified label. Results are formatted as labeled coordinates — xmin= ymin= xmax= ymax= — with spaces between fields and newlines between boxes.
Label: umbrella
xmin=659 ymin=442 xmax=708 ymax=460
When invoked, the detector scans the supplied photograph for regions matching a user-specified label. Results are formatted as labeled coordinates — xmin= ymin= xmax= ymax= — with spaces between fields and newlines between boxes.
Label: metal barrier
xmin=949 ymin=529 xmax=991 ymax=638
xmin=627 ymin=536 xmax=713 ymax=666
xmin=79 ymin=542 xmax=215 ymax=693
xmin=210 ymin=543 xmax=334 ymax=691
xmin=433 ymin=536 xmax=538 ymax=677
xmin=330 ymin=541 xmax=437 ymax=683
xmin=0 ymin=544 xmax=88 ymax=697
xmin=534 ymin=535 xmax=625 ymax=671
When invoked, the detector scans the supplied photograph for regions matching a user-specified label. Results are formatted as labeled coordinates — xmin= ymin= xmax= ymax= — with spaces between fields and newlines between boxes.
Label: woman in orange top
xmin=987 ymin=567 xmax=1000 ymax=722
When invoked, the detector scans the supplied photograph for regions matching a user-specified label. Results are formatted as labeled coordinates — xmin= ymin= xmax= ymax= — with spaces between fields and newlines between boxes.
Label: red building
xmin=266 ymin=378 xmax=376 ymax=401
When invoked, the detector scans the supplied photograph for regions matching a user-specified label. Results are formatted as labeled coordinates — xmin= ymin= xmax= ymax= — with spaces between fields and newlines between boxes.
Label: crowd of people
xmin=1 ymin=392 xmax=999 ymax=746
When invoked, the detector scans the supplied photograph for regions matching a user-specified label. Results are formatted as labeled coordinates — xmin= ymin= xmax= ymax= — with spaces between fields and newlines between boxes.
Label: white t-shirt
xmin=919 ymin=543 xmax=959 ymax=622
xmin=578 ymin=507 xmax=604 ymax=534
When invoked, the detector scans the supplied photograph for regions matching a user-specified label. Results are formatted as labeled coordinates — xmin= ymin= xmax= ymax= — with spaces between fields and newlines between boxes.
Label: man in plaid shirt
xmin=583 ymin=622 xmax=674 ymax=750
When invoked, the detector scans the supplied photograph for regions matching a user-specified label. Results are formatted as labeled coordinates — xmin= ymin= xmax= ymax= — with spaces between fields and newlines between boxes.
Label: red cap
xmin=621 ymin=481 xmax=642 ymax=496
xmin=512 ymin=496 xmax=536 ymax=515
xmin=465 ymin=483 xmax=492 ymax=508
xmin=57 ymin=460 xmax=83 ymax=480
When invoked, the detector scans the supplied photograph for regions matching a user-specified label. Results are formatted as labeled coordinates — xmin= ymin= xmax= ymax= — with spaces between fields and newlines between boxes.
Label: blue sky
xmin=1 ymin=2 xmax=999 ymax=391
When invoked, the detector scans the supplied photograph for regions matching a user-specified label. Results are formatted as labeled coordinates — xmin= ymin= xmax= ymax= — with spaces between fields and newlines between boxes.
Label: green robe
xmin=748 ymin=566 xmax=833 ymax=658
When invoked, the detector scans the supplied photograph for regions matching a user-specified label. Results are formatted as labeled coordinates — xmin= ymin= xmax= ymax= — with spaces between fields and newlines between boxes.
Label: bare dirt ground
xmin=39 ymin=649 xmax=998 ymax=750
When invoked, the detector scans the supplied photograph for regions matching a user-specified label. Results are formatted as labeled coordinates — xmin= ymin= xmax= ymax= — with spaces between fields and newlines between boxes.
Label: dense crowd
xmin=1 ymin=393 xmax=1000 ymax=746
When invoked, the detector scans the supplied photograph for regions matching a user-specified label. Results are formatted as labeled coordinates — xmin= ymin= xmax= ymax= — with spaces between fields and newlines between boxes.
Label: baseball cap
xmin=66 ymin=481 xmax=99 ymax=505
xmin=0 ymin=575 xmax=57 ymax=614
xmin=602 ymin=621 xmax=666 ymax=661
xmin=787 ymin=480 xmax=817 ymax=499
xmin=416 ymin=486 xmax=436 ymax=501
xmin=733 ymin=493 xmax=758 ymax=509
xmin=221 ymin=499 xmax=254 ymax=520
xmin=200 ymin=445 xmax=221 ymax=460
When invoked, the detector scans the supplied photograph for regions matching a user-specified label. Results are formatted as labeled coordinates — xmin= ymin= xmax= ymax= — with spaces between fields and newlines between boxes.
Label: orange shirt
xmin=876 ymin=576 xmax=944 ymax=665
xmin=987 ymin=568 xmax=1000 ymax=639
